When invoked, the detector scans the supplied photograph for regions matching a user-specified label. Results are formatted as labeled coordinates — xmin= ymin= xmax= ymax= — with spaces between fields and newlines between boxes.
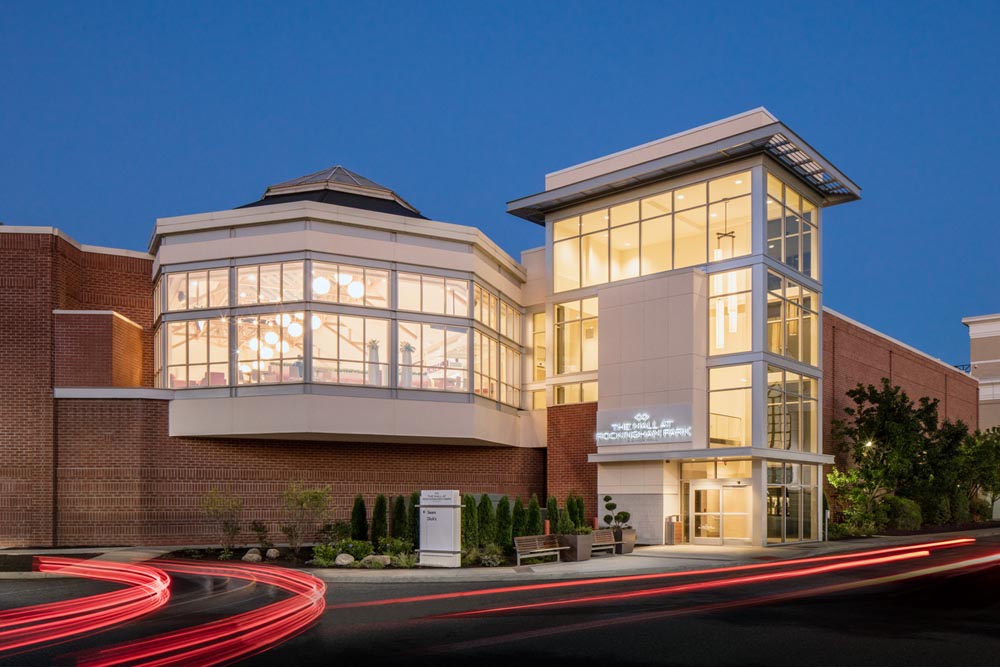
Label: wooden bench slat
xmin=514 ymin=534 xmax=568 ymax=565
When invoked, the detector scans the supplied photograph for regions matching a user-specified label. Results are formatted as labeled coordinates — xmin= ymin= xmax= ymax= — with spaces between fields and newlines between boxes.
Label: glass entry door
xmin=690 ymin=480 xmax=752 ymax=545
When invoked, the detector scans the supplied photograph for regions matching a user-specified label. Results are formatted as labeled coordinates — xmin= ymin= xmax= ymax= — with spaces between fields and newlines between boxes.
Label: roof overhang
xmin=508 ymin=115 xmax=861 ymax=225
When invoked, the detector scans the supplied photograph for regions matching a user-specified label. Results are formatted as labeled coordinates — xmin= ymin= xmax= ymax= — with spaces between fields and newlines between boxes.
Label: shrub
xmin=280 ymin=482 xmax=330 ymax=559
xmin=881 ymin=496 xmax=922 ymax=531
xmin=318 ymin=520 xmax=350 ymax=543
xmin=546 ymin=496 xmax=559 ymax=532
xmin=408 ymin=491 xmax=420 ymax=547
xmin=462 ymin=495 xmax=479 ymax=549
xmin=351 ymin=495 xmax=369 ymax=540
xmin=198 ymin=488 xmax=243 ymax=556
xmin=512 ymin=497 xmax=526 ymax=538
xmin=951 ymin=489 xmax=971 ymax=525
xmin=391 ymin=552 xmax=419 ymax=569
xmin=478 ymin=543 xmax=506 ymax=567
xmin=378 ymin=536 xmax=413 ymax=556
xmin=567 ymin=493 xmax=585 ymax=529
xmin=922 ymin=495 xmax=951 ymax=526
xmin=602 ymin=495 xmax=632 ymax=529
xmin=312 ymin=543 xmax=338 ymax=567
xmin=461 ymin=546 xmax=480 ymax=567
xmin=250 ymin=519 xmax=273 ymax=550
xmin=526 ymin=495 xmax=543 ymax=535
xmin=371 ymin=494 xmax=389 ymax=544
xmin=478 ymin=494 xmax=496 ymax=547
xmin=363 ymin=558 xmax=386 ymax=569
xmin=495 ymin=496 xmax=512 ymax=551
xmin=556 ymin=508 xmax=575 ymax=535
xmin=970 ymin=496 xmax=992 ymax=521
xmin=390 ymin=495 xmax=407 ymax=538
xmin=331 ymin=538 xmax=374 ymax=561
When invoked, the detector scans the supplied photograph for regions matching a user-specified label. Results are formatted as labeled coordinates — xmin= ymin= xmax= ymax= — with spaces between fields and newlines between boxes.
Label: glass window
xmin=555 ymin=297 xmax=598 ymax=374
xmin=640 ymin=215 xmax=671 ymax=276
xmin=472 ymin=329 xmax=498 ymax=398
xmin=767 ymin=271 xmax=819 ymax=367
xmin=709 ymin=171 xmax=751 ymax=202
xmin=398 ymin=272 xmax=468 ymax=316
xmin=499 ymin=344 xmax=521 ymax=407
xmin=610 ymin=201 xmax=639 ymax=227
xmin=165 ymin=318 xmax=229 ymax=388
xmin=553 ymin=380 xmax=597 ymax=405
xmin=499 ymin=301 xmax=521 ymax=343
xmin=473 ymin=284 xmax=499 ymax=330
xmin=767 ymin=365 xmax=819 ymax=452
xmin=553 ymin=238 xmax=580 ymax=292
xmin=709 ymin=195 xmax=752 ymax=261
xmin=553 ymin=216 xmax=579 ymax=241
xmin=531 ymin=312 xmax=546 ymax=382
xmin=581 ymin=231 xmax=609 ymax=287
xmin=708 ymin=268 xmax=752 ymax=355
xmin=236 ymin=262 xmax=305 ymax=305
xmin=311 ymin=313 xmax=389 ymax=386
xmin=709 ymin=364 xmax=752 ymax=447
xmin=532 ymin=389 xmax=546 ymax=410
xmin=766 ymin=171 xmax=820 ymax=279
xmin=398 ymin=322 xmax=468 ymax=392
xmin=610 ymin=223 xmax=640 ymax=282
xmin=164 ymin=269 xmax=230 ymax=312
xmin=641 ymin=192 xmax=672 ymax=219
xmin=674 ymin=182 xmax=706 ymax=210
xmin=312 ymin=261 xmax=388 ymax=308
xmin=235 ymin=312 xmax=305 ymax=385
xmin=674 ymin=206 xmax=707 ymax=268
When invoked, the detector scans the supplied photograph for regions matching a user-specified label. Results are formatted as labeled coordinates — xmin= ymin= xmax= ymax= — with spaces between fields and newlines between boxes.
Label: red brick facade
xmin=54 ymin=312 xmax=144 ymax=387
xmin=545 ymin=403 xmax=597 ymax=510
xmin=53 ymin=400 xmax=545 ymax=546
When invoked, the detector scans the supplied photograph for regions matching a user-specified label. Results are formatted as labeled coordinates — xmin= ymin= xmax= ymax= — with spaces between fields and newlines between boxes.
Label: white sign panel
xmin=418 ymin=490 xmax=462 ymax=568
xmin=595 ymin=405 xmax=693 ymax=445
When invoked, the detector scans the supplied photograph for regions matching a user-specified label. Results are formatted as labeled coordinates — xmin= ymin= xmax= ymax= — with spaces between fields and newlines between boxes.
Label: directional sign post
xmin=418 ymin=490 xmax=462 ymax=568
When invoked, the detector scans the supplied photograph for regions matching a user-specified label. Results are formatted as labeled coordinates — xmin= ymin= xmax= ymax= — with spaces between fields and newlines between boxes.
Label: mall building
xmin=0 ymin=109 xmax=978 ymax=548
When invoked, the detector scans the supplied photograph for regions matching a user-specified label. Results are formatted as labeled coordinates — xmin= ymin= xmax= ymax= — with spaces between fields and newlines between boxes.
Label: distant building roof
xmin=239 ymin=165 xmax=426 ymax=219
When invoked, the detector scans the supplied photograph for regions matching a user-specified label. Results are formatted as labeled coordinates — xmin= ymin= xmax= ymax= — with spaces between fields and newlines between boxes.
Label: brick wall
xmin=54 ymin=312 xmax=144 ymax=387
xmin=53 ymin=399 xmax=546 ymax=546
xmin=0 ymin=233 xmax=57 ymax=546
xmin=822 ymin=311 xmax=980 ymax=491
xmin=546 ymin=403 xmax=597 ymax=516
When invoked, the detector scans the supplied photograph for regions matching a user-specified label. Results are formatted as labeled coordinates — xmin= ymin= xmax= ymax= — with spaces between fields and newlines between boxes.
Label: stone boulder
xmin=265 ymin=548 xmax=280 ymax=560
xmin=242 ymin=552 xmax=262 ymax=563
xmin=245 ymin=548 xmax=261 ymax=556
xmin=361 ymin=554 xmax=392 ymax=567
xmin=334 ymin=553 xmax=355 ymax=566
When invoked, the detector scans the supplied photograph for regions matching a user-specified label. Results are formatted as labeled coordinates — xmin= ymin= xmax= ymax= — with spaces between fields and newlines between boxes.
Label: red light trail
xmin=0 ymin=557 xmax=170 ymax=655
xmin=326 ymin=537 xmax=975 ymax=610
xmin=72 ymin=560 xmax=326 ymax=667
xmin=440 ymin=549 xmax=932 ymax=617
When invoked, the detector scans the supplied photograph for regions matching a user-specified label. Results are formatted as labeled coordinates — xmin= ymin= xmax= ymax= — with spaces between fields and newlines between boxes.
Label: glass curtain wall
xmin=766 ymin=462 xmax=819 ymax=543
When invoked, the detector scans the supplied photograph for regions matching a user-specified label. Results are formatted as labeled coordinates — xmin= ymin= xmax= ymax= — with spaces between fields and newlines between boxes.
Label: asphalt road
xmin=2 ymin=536 xmax=999 ymax=666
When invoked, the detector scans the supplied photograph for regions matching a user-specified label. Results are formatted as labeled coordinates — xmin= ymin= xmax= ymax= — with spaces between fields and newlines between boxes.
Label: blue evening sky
xmin=2 ymin=1 xmax=997 ymax=366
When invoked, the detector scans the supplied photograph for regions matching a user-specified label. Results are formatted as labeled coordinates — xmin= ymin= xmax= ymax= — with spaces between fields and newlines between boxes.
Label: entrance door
xmin=690 ymin=480 xmax=752 ymax=545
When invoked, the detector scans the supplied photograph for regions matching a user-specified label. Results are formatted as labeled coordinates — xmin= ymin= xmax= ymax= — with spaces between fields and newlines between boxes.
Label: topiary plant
xmin=526 ymin=494 xmax=543 ymax=535
xmin=371 ymin=494 xmax=389 ymax=544
xmin=478 ymin=494 xmax=496 ymax=547
xmin=511 ymin=497 xmax=527 ymax=538
xmin=603 ymin=495 xmax=631 ymax=529
xmin=351 ymin=495 xmax=369 ymax=541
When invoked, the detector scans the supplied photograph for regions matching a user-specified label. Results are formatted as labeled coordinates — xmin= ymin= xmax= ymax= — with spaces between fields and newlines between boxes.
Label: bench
xmin=591 ymin=529 xmax=619 ymax=556
xmin=514 ymin=534 xmax=569 ymax=566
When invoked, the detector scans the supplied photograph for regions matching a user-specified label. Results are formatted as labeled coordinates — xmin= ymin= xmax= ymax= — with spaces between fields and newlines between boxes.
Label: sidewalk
xmin=4 ymin=528 xmax=997 ymax=583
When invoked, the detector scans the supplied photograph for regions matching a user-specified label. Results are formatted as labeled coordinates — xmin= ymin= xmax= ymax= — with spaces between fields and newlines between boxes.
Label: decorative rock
xmin=265 ymin=548 xmax=280 ymax=560
xmin=334 ymin=554 xmax=355 ymax=566
xmin=242 ymin=552 xmax=262 ymax=563
xmin=246 ymin=548 xmax=261 ymax=556
xmin=361 ymin=554 xmax=392 ymax=567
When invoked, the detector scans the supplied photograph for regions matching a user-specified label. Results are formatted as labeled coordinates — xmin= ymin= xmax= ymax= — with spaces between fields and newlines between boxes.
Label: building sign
xmin=595 ymin=405 xmax=693 ymax=445
xmin=418 ymin=490 xmax=462 ymax=568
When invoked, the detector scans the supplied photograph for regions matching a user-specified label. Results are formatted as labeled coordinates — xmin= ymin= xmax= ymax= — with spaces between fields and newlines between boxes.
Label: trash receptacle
xmin=664 ymin=515 xmax=682 ymax=545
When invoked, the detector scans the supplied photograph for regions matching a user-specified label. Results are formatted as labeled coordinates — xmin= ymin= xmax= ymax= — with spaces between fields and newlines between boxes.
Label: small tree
xmin=495 ymin=496 xmax=512 ymax=551
xmin=250 ymin=519 xmax=272 ymax=550
xmin=371 ymin=494 xmax=389 ymax=544
xmin=198 ymin=488 xmax=243 ymax=559
xmin=556 ymin=509 xmax=575 ymax=535
xmin=511 ymin=497 xmax=527 ymax=538
xmin=961 ymin=428 xmax=1000 ymax=511
xmin=478 ymin=494 xmax=496 ymax=546
xmin=546 ymin=496 xmax=559 ymax=533
xmin=390 ymin=495 xmax=407 ymax=538
xmin=526 ymin=494 xmax=543 ymax=535
xmin=408 ymin=491 xmax=421 ymax=547
xmin=462 ymin=495 xmax=479 ymax=549
xmin=280 ymin=482 xmax=330 ymax=559
xmin=351 ymin=495 xmax=369 ymax=541
xmin=602 ymin=495 xmax=631 ymax=529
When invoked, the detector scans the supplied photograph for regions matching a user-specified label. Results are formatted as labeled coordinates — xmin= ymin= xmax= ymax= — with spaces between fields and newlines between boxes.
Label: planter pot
xmin=613 ymin=528 xmax=637 ymax=554
xmin=556 ymin=533 xmax=594 ymax=562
